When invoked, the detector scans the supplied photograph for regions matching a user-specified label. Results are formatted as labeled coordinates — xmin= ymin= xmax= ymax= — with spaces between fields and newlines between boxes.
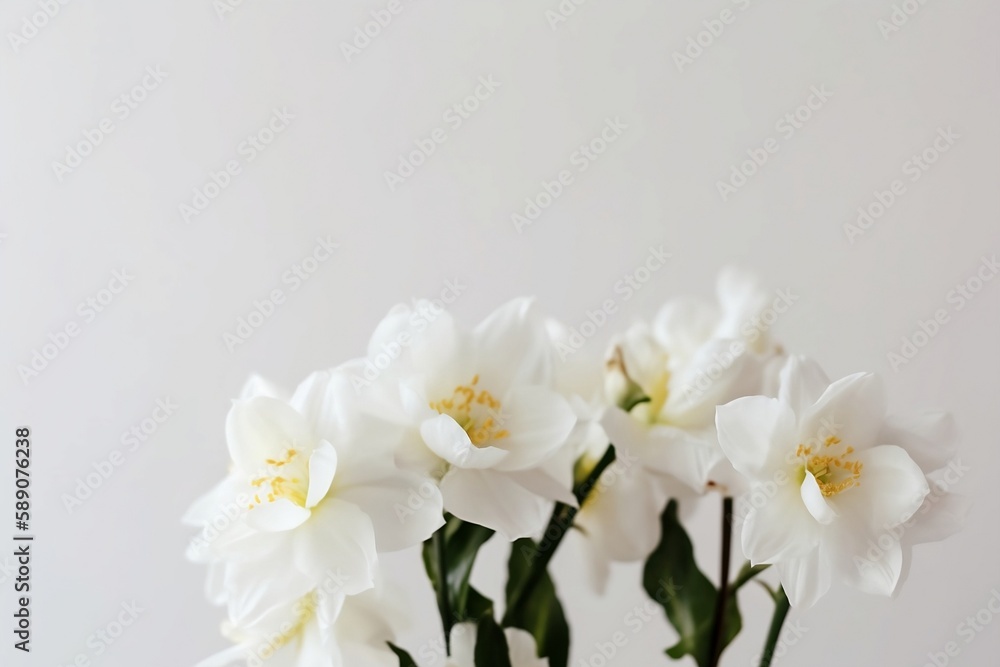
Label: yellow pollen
xmin=430 ymin=375 xmax=509 ymax=446
xmin=247 ymin=447 xmax=308 ymax=510
xmin=796 ymin=438 xmax=863 ymax=497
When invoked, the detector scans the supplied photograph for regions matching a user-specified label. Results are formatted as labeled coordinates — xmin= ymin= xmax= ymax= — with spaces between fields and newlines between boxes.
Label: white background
xmin=2 ymin=0 xmax=999 ymax=665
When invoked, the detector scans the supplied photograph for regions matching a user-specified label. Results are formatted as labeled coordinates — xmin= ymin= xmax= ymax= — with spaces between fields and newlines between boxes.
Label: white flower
xmin=196 ymin=573 xmax=404 ymax=667
xmin=186 ymin=369 xmax=444 ymax=623
xmin=716 ymin=356 xmax=937 ymax=607
xmin=445 ymin=623 xmax=548 ymax=667
xmin=601 ymin=268 xmax=785 ymax=496
xmin=353 ymin=298 xmax=577 ymax=540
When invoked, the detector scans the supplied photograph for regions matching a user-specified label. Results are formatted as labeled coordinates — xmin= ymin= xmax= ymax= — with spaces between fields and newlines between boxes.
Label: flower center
xmin=247 ymin=447 xmax=309 ymax=509
xmin=795 ymin=436 xmax=863 ymax=497
xmin=429 ymin=374 xmax=509 ymax=447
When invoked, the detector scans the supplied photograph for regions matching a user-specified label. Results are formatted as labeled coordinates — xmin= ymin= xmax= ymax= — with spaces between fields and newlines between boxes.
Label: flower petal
xmin=226 ymin=396 xmax=313 ymax=472
xmin=831 ymin=445 xmax=929 ymax=533
xmin=490 ymin=386 xmax=576 ymax=471
xmin=246 ymin=498 xmax=311 ymax=532
xmin=472 ymin=297 xmax=552 ymax=397
xmin=798 ymin=372 xmax=886 ymax=452
xmin=777 ymin=356 xmax=830 ymax=416
xmin=739 ymin=479 xmax=819 ymax=565
xmin=420 ymin=414 xmax=509 ymax=469
xmin=800 ymin=472 xmax=838 ymax=525
xmin=776 ymin=547 xmax=831 ymax=609
xmin=440 ymin=468 xmax=550 ymax=540
xmin=878 ymin=411 xmax=956 ymax=473
xmin=336 ymin=460 xmax=445 ymax=552
xmin=306 ymin=442 xmax=338 ymax=509
xmin=294 ymin=498 xmax=377 ymax=596
xmin=716 ymin=396 xmax=796 ymax=480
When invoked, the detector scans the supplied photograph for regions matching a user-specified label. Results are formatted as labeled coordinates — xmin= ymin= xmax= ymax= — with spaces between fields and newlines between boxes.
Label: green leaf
xmin=387 ymin=642 xmax=419 ymax=667
xmin=503 ymin=538 xmax=570 ymax=667
xmin=475 ymin=615 xmax=513 ymax=667
xmin=423 ymin=517 xmax=496 ymax=631
xmin=642 ymin=500 xmax=743 ymax=666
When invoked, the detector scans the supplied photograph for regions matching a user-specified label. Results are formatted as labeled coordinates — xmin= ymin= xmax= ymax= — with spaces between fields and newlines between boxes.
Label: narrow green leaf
xmin=503 ymin=538 xmax=570 ymax=667
xmin=388 ymin=642 xmax=419 ymax=667
xmin=643 ymin=500 xmax=743 ymax=666
xmin=475 ymin=615 xmax=513 ymax=667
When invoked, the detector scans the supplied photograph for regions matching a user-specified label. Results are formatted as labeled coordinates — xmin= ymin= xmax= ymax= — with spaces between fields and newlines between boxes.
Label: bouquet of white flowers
xmin=185 ymin=269 xmax=967 ymax=667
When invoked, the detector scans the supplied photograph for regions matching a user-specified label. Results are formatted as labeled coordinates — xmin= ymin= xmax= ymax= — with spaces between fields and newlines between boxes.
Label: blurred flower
xmin=602 ymin=268 xmax=786 ymax=496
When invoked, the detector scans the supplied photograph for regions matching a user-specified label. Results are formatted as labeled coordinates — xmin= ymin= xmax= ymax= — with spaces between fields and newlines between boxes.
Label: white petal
xmin=832 ymin=445 xmax=929 ymax=532
xmin=740 ymin=479 xmax=819 ymax=565
xmin=902 ymin=487 xmax=971 ymax=546
xmin=878 ymin=411 xmax=956 ymax=473
xmin=800 ymin=472 xmax=838 ymax=524
xmin=504 ymin=468 xmax=577 ymax=507
xmin=195 ymin=643 xmax=252 ymax=667
xmin=294 ymin=498 xmax=377 ymax=595
xmin=664 ymin=337 xmax=763 ymax=428
xmin=420 ymin=414 xmax=509 ymax=469
xmin=246 ymin=498 xmax=311 ymax=532
xmin=491 ymin=386 xmax=576 ymax=471
xmin=505 ymin=627 xmax=548 ymax=667
xmin=440 ymin=468 xmax=549 ymax=540
xmin=472 ymin=297 xmax=553 ymax=397
xmin=777 ymin=356 xmax=830 ymax=416
xmin=776 ymin=547 xmax=831 ymax=609
xmin=226 ymin=397 xmax=312 ymax=472
xmin=449 ymin=623 xmax=478 ymax=667
xmin=306 ymin=442 xmax=338 ymax=509
xmin=336 ymin=461 xmax=445 ymax=551
xmin=651 ymin=296 xmax=719 ymax=361
xmin=798 ymin=372 xmax=886 ymax=452
xmin=715 ymin=396 xmax=796 ymax=480
xmin=576 ymin=466 xmax=668 ymax=562
xmin=828 ymin=523 xmax=904 ymax=597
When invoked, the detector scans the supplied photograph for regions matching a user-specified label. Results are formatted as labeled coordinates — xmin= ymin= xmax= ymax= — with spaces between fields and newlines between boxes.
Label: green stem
xmin=502 ymin=444 xmax=617 ymax=624
xmin=434 ymin=527 xmax=452 ymax=655
xmin=732 ymin=561 xmax=770 ymax=592
xmin=707 ymin=497 xmax=734 ymax=667
xmin=758 ymin=587 xmax=791 ymax=667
